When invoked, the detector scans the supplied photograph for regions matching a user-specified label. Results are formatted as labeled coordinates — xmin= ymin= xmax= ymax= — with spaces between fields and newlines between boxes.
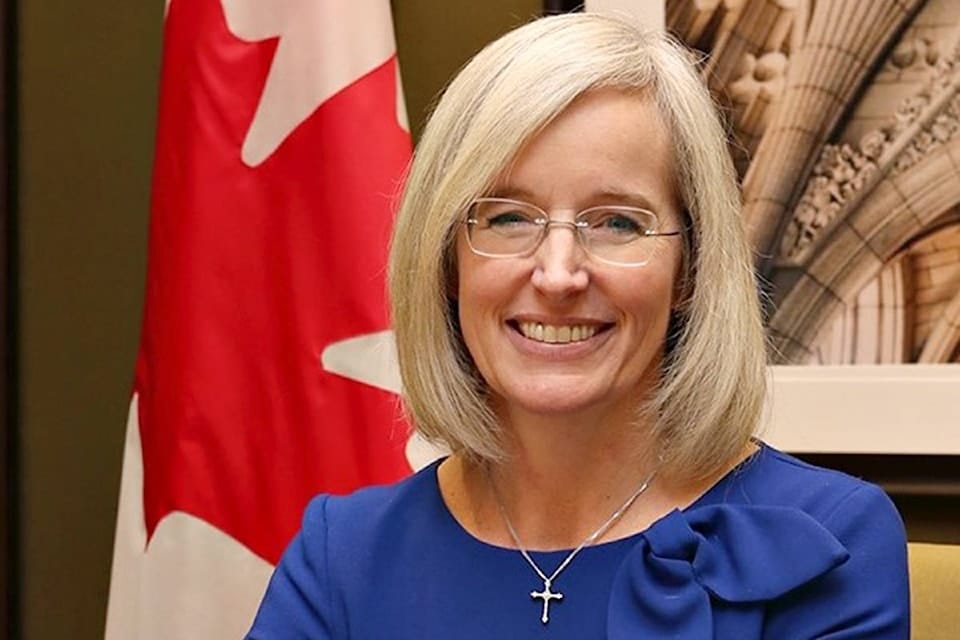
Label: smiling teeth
xmin=518 ymin=322 xmax=598 ymax=344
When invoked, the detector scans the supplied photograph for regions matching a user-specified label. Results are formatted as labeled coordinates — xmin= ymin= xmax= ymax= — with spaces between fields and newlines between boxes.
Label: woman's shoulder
xmin=246 ymin=462 xmax=448 ymax=638
xmin=299 ymin=457 xmax=446 ymax=544
xmin=703 ymin=441 xmax=900 ymax=524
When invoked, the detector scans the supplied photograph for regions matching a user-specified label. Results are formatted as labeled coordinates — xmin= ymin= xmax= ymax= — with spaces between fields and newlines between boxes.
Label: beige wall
xmin=15 ymin=1 xmax=536 ymax=638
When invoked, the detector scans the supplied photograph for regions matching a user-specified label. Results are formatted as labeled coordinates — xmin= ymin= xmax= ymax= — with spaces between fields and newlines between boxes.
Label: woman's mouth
xmin=513 ymin=321 xmax=609 ymax=344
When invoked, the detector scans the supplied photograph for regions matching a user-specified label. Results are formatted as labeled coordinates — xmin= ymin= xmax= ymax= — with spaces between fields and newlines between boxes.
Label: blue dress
xmin=247 ymin=443 xmax=910 ymax=638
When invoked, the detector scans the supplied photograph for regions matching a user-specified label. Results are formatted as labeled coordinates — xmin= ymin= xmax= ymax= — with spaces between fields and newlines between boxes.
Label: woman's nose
xmin=530 ymin=223 xmax=589 ymax=296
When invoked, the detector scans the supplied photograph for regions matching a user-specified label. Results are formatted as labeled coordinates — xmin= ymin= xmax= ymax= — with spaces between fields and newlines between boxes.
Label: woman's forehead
xmin=484 ymin=90 xmax=680 ymax=216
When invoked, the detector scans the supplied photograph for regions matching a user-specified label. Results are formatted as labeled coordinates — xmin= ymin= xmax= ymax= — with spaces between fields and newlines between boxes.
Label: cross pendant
xmin=531 ymin=578 xmax=563 ymax=624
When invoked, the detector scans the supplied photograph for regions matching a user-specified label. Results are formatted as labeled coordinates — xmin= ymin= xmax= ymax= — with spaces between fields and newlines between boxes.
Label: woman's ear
xmin=671 ymin=268 xmax=693 ymax=312
xmin=445 ymin=253 xmax=459 ymax=300
xmin=671 ymin=208 xmax=694 ymax=311
xmin=663 ymin=308 xmax=687 ymax=363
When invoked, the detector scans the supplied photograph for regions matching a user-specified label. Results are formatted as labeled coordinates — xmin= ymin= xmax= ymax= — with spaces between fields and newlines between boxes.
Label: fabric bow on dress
xmin=607 ymin=505 xmax=850 ymax=639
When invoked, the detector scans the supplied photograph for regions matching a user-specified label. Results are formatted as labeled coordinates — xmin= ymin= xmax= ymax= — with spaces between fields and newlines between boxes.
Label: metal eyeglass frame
xmin=463 ymin=197 xmax=682 ymax=267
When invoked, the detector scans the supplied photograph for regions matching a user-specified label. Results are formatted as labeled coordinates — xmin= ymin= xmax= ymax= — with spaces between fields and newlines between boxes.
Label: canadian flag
xmin=104 ymin=1 xmax=420 ymax=637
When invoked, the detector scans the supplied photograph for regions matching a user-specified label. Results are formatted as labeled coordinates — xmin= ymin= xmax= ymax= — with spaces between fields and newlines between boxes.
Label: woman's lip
xmin=504 ymin=319 xmax=614 ymax=358
xmin=508 ymin=318 xmax=613 ymax=344
xmin=509 ymin=315 xmax=612 ymax=326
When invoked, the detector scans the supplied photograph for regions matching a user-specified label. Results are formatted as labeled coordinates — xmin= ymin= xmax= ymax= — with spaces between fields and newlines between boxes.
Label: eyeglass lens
xmin=466 ymin=199 xmax=664 ymax=266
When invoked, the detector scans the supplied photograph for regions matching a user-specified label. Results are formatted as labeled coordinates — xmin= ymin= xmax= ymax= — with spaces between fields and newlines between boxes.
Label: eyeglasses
xmin=464 ymin=197 xmax=682 ymax=267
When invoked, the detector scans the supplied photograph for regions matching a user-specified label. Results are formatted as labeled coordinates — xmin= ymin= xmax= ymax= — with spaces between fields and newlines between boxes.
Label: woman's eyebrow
xmin=486 ymin=184 xmax=537 ymax=200
xmin=485 ymin=185 xmax=659 ymax=210
xmin=592 ymin=188 xmax=657 ymax=209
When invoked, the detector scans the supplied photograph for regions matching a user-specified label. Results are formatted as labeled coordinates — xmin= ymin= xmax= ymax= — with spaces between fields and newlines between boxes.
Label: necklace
xmin=489 ymin=466 xmax=658 ymax=625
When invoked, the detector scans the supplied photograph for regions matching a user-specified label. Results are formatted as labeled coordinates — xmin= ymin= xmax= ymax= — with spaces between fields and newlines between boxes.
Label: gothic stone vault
xmin=669 ymin=0 xmax=960 ymax=364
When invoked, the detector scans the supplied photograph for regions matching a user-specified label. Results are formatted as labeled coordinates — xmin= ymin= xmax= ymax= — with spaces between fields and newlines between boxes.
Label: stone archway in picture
xmin=668 ymin=0 xmax=960 ymax=365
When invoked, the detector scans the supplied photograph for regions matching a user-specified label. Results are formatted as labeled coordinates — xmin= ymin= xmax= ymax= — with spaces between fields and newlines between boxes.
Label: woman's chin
xmin=495 ymin=382 xmax=623 ymax=420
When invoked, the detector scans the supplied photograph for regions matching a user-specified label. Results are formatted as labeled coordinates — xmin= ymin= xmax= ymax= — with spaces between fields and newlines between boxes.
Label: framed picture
xmin=660 ymin=0 xmax=960 ymax=432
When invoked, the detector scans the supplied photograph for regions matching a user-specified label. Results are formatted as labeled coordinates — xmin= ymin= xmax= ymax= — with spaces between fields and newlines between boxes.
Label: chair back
xmin=909 ymin=542 xmax=960 ymax=640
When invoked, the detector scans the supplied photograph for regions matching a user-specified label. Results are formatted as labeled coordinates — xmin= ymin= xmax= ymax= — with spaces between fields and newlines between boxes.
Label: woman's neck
xmin=439 ymin=403 xmax=674 ymax=551
xmin=438 ymin=401 xmax=759 ymax=551
xmin=495 ymin=433 xmax=660 ymax=546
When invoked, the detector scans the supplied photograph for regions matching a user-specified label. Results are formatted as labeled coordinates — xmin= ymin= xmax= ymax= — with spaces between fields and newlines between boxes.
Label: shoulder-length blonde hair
xmin=388 ymin=13 xmax=766 ymax=482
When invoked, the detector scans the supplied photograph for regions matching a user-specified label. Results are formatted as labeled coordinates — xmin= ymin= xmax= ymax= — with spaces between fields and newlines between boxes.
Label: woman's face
xmin=455 ymin=89 xmax=684 ymax=423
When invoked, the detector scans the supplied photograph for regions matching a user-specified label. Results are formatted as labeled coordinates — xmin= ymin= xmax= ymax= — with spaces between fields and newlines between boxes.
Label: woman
xmin=248 ymin=13 xmax=909 ymax=639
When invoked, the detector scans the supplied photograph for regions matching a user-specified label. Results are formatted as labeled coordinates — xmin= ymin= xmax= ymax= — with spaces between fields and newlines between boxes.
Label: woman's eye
xmin=594 ymin=213 xmax=644 ymax=234
xmin=487 ymin=211 xmax=533 ymax=227
xmin=606 ymin=215 xmax=639 ymax=230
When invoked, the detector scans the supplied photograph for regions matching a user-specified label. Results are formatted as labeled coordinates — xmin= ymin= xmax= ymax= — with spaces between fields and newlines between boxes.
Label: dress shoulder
xmin=246 ymin=461 xmax=444 ymax=639
xmin=704 ymin=444 xmax=889 ymax=515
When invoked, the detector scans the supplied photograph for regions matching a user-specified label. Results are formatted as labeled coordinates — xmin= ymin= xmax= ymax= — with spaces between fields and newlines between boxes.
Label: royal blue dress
xmin=247 ymin=443 xmax=910 ymax=638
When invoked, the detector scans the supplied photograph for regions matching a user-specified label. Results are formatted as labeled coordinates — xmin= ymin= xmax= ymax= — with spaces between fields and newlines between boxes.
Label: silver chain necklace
xmin=489 ymin=466 xmax=658 ymax=625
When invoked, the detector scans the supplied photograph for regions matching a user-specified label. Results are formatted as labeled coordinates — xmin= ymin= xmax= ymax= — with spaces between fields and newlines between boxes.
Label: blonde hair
xmin=388 ymin=13 xmax=766 ymax=482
